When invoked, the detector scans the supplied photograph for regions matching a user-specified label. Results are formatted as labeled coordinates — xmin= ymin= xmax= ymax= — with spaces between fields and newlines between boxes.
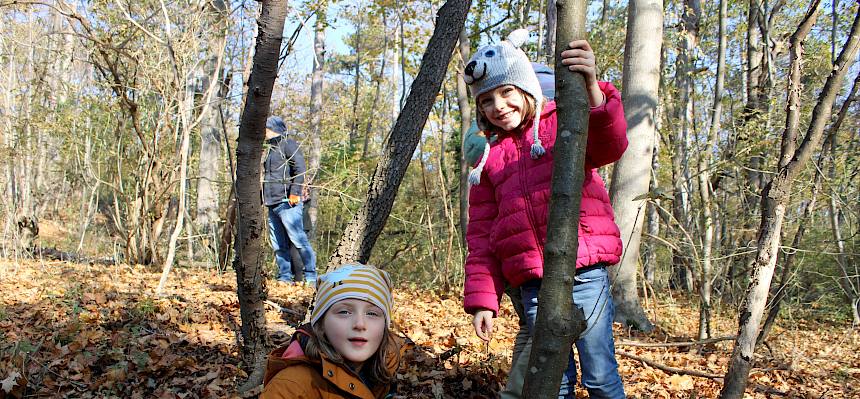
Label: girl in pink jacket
xmin=463 ymin=29 xmax=627 ymax=399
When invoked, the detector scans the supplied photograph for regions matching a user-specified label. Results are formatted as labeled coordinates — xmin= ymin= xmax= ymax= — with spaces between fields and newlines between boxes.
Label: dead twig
xmin=617 ymin=350 xmax=723 ymax=379
xmin=619 ymin=351 xmax=793 ymax=397
xmin=264 ymin=300 xmax=304 ymax=316
xmin=616 ymin=335 xmax=735 ymax=348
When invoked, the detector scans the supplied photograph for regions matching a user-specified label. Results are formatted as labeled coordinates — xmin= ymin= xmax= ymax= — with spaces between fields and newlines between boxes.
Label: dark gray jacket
xmin=263 ymin=135 xmax=305 ymax=206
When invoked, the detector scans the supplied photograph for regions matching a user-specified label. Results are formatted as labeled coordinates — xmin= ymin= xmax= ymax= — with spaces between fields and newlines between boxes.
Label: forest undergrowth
xmin=0 ymin=260 xmax=857 ymax=398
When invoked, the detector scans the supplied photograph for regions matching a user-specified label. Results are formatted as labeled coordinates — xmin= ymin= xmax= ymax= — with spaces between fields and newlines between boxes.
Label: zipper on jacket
xmin=515 ymin=131 xmax=545 ymax=264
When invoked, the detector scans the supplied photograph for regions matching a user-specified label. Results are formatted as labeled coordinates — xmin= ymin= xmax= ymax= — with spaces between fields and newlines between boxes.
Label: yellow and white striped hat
xmin=310 ymin=264 xmax=394 ymax=327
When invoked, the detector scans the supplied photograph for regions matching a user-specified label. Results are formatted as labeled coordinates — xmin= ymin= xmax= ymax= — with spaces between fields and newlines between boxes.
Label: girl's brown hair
xmin=304 ymin=319 xmax=399 ymax=386
xmin=476 ymin=86 xmax=540 ymax=135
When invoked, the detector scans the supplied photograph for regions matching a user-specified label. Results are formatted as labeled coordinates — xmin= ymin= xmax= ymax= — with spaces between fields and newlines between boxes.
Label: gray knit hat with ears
xmin=464 ymin=29 xmax=545 ymax=185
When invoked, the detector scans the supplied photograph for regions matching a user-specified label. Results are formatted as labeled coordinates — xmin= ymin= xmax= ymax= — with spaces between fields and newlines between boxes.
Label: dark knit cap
xmin=266 ymin=116 xmax=287 ymax=135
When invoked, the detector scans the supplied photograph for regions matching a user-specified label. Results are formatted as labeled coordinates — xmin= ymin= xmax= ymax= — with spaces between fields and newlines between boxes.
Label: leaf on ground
xmin=1 ymin=371 xmax=21 ymax=393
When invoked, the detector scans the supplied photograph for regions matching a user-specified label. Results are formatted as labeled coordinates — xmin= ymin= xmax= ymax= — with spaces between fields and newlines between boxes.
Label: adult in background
xmin=264 ymin=116 xmax=317 ymax=284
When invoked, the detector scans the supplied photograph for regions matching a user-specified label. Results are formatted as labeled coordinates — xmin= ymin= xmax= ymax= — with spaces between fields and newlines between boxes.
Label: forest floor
xmin=0 ymin=260 xmax=858 ymax=398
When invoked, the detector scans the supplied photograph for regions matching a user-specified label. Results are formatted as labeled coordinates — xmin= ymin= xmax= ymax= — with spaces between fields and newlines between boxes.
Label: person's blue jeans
xmin=520 ymin=266 xmax=625 ymax=399
xmin=267 ymin=202 xmax=317 ymax=283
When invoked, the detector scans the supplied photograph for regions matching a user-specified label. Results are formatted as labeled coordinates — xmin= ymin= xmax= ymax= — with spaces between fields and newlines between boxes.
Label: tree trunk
xmin=608 ymin=0 xmax=662 ymax=333
xmin=456 ymin=27 xmax=471 ymax=251
xmin=363 ymin=12 xmax=389 ymax=159
xmin=696 ymin=0 xmax=727 ymax=340
xmin=543 ymin=0 xmax=557 ymax=63
xmin=326 ymin=0 xmax=472 ymax=269
xmin=349 ymin=15 xmax=364 ymax=151
xmin=669 ymin=0 xmax=700 ymax=293
xmin=306 ymin=5 xmax=326 ymax=241
xmin=826 ymin=71 xmax=860 ymax=326
xmin=233 ymin=0 xmax=292 ymax=392
xmin=720 ymin=5 xmax=859 ymax=397
xmin=196 ymin=0 xmax=228 ymax=251
xmin=521 ymin=0 xmax=590 ymax=396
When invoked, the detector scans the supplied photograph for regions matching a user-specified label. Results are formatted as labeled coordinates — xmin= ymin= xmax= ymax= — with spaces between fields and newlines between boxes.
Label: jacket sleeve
xmin=463 ymin=176 xmax=504 ymax=316
xmin=585 ymin=81 xmax=628 ymax=169
xmin=261 ymin=368 xmax=318 ymax=399
xmin=284 ymin=139 xmax=306 ymax=197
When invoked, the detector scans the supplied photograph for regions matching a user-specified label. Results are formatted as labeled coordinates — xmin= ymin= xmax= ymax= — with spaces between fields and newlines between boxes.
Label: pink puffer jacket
xmin=463 ymin=82 xmax=628 ymax=315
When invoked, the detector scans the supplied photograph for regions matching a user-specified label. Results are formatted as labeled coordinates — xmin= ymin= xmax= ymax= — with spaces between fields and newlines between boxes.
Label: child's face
xmin=323 ymin=298 xmax=386 ymax=368
xmin=478 ymin=85 xmax=526 ymax=132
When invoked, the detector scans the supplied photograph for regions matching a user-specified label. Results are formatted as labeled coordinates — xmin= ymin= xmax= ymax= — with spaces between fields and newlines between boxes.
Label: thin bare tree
xmin=326 ymin=0 xmax=472 ymax=269
xmin=232 ymin=0 xmax=291 ymax=391
xmin=720 ymin=3 xmax=860 ymax=397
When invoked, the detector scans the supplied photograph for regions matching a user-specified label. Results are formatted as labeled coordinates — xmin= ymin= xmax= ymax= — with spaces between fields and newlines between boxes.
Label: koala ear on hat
xmin=506 ymin=29 xmax=530 ymax=49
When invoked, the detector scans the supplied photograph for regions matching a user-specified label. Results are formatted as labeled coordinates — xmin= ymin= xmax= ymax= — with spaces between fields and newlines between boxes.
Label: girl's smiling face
xmin=322 ymin=298 xmax=386 ymax=369
xmin=478 ymin=85 xmax=526 ymax=132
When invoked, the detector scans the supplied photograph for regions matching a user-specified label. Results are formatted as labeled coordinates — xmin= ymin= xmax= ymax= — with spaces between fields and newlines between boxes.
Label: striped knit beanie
xmin=310 ymin=264 xmax=394 ymax=327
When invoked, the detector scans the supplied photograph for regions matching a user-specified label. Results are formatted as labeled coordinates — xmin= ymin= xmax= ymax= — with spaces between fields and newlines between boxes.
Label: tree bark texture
xmin=521 ymin=0 xmax=590 ymax=397
xmin=826 ymin=71 xmax=860 ymax=326
xmin=669 ymin=0 xmax=700 ymax=293
xmin=720 ymin=4 xmax=860 ymax=397
xmin=233 ymin=0 xmax=291 ymax=392
xmin=326 ymin=0 xmax=472 ymax=270
xmin=456 ymin=27 xmax=471 ymax=251
xmin=307 ymin=5 xmax=326 ymax=241
xmin=544 ymin=0 xmax=557 ymax=63
xmin=608 ymin=0 xmax=662 ymax=333
xmin=696 ymin=0 xmax=727 ymax=340
xmin=196 ymin=0 xmax=228 ymax=244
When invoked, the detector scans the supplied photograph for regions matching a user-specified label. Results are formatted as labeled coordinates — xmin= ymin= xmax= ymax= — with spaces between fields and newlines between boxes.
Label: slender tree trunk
xmin=327 ymin=0 xmax=472 ymax=269
xmin=608 ymin=0 xmax=662 ymax=333
xmin=757 ymin=154 xmax=824 ymax=345
xmin=696 ymin=0 xmax=727 ymax=340
xmin=826 ymin=71 xmax=860 ymax=326
xmin=669 ymin=0 xmax=700 ymax=293
xmin=522 ymin=0 xmax=590 ymax=396
xmin=601 ymin=0 xmax=610 ymax=24
xmin=307 ymin=4 xmax=326 ymax=241
xmin=349 ymin=15 xmax=364 ymax=150
xmin=456 ymin=27 xmax=471 ymax=251
xmin=363 ymin=12 xmax=389 ymax=159
xmin=196 ymin=0 xmax=228 ymax=252
xmin=159 ymin=6 xmax=196 ymax=292
xmin=721 ymin=5 xmax=859 ymax=397
xmin=544 ymin=0 xmax=557 ymax=63
xmin=233 ymin=0 xmax=292 ymax=391
xmin=396 ymin=0 xmax=408 ymax=111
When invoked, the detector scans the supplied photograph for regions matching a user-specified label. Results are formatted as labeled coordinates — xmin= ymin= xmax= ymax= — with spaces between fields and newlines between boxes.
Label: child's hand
xmin=472 ymin=310 xmax=494 ymax=342
xmin=560 ymin=40 xmax=605 ymax=107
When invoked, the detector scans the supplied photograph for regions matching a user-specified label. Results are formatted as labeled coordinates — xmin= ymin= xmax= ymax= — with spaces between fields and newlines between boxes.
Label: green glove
xmin=464 ymin=120 xmax=488 ymax=166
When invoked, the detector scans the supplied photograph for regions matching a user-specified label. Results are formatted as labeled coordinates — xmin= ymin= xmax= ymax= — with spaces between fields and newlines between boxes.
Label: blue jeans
xmin=267 ymin=202 xmax=316 ymax=283
xmin=520 ymin=266 xmax=625 ymax=399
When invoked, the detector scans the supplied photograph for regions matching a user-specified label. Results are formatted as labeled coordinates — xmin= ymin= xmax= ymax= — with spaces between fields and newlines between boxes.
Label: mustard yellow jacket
xmin=261 ymin=326 xmax=399 ymax=399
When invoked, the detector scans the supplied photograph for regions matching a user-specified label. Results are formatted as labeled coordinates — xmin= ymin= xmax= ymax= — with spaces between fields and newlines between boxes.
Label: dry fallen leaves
xmin=0 ymin=261 xmax=857 ymax=398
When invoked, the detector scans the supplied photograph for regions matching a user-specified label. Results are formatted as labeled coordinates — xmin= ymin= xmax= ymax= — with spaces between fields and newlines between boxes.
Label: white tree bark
xmin=608 ymin=0 xmax=663 ymax=332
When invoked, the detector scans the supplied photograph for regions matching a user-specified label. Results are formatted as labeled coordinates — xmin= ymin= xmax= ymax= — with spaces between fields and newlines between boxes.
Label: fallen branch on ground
xmin=617 ymin=350 xmax=723 ymax=379
xmin=618 ymin=351 xmax=791 ymax=396
xmin=616 ymin=336 xmax=736 ymax=348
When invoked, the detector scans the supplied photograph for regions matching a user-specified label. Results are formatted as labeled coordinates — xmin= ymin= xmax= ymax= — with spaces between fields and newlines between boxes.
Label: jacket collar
xmin=264 ymin=326 xmax=387 ymax=398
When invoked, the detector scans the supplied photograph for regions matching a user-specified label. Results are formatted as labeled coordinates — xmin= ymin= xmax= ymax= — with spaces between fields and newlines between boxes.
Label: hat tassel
xmin=530 ymin=104 xmax=545 ymax=159
xmin=469 ymin=143 xmax=491 ymax=185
